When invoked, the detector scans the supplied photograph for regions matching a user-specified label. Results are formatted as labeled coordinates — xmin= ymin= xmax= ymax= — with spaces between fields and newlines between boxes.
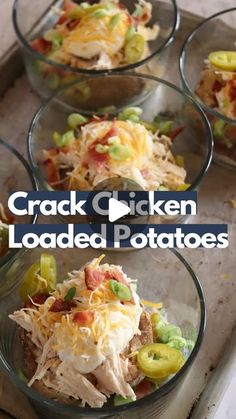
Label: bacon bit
xmin=141 ymin=13 xmax=148 ymax=22
xmin=47 ymin=146 xmax=70 ymax=156
xmin=67 ymin=19 xmax=80 ymax=30
xmin=57 ymin=14 xmax=68 ymax=25
xmin=32 ymin=293 xmax=49 ymax=305
xmin=73 ymin=310 xmax=94 ymax=325
xmin=224 ymin=125 xmax=236 ymax=142
xmin=84 ymin=266 xmax=104 ymax=290
xmin=214 ymin=142 xmax=229 ymax=156
xmin=47 ymin=148 xmax=60 ymax=156
xmin=104 ymin=269 xmax=126 ymax=284
xmin=135 ymin=379 xmax=153 ymax=399
xmin=169 ymin=126 xmax=184 ymax=140
xmin=43 ymin=159 xmax=60 ymax=184
xmin=83 ymin=125 xmax=118 ymax=168
xmin=212 ymin=80 xmax=222 ymax=93
xmin=2 ymin=208 xmax=14 ymax=224
xmin=30 ymin=38 xmax=52 ymax=54
xmin=229 ymin=81 xmax=236 ymax=102
xmin=86 ymin=146 xmax=108 ymax=167
xmin=49 ymin=298 xmax=76 ymax=312
xmin=125 ymin=12 xmax=132 ymax=25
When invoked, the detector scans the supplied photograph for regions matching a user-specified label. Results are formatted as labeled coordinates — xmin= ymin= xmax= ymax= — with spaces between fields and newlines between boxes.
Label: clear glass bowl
xmin=27 ymin=74 xmax=213 ymax=224
xmin=0 ymin=139 xmax=37 ymax=298
xmin=13 ymin=0 xmax=179 ymax=98
xmin=0 ymin=247 xmax=205 ymax=419
xmin=179 ymin=8 xmax=236 ymax=170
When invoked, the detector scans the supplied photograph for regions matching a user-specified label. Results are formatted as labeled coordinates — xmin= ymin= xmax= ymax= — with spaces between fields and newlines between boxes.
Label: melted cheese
xmin=81 ymin=120 xmax=153 ymax=168
xmin=63 ymin=11 xmax=130 ymax=59
xmin=55 ymin=302 xmax=142 ymax=374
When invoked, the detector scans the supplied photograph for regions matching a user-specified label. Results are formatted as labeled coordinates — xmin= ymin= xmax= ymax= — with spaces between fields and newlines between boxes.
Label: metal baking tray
xmin=0 ymin=8 xmax=235 ymax=419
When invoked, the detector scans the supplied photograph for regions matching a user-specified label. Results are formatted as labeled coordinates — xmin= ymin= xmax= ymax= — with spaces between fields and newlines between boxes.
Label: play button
xmin=86 ymin=177 xmax=149 ymax=233
xmin=108 ymin=197 xmax=131 ymax=222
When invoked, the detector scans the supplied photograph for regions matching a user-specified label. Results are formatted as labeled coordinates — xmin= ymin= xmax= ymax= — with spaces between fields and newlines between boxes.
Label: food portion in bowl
xmin=10 ymin=254 xmax=194 ymax=408
xmin=0 ymin=201 xmax=13 ymax=259
xmin=195 ymin=50 xmax=236 ymax=163
xmin=31 ymin=0 xmax=159 ymax=74
xmin=39 ymin=107 xmax=188 ymax=191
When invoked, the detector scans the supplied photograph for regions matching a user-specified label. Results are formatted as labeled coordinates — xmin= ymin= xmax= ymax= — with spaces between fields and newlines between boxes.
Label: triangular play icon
xmin=108 ymin=198 xmax=131 ymax=222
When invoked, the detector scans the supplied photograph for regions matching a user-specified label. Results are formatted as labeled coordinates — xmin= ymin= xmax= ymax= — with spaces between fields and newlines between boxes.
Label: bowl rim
xmin=27 ymin=72 xmax=213 ymax=192
xmin=12 ymin=0 xmax=180 ymax=75
xmin=179 ymin=7 xmax=236 ymax=125
xmin=0 ymin=248 xmax=206 ymax=416
xmin=0 ymin=139 xmax=38 ymax=270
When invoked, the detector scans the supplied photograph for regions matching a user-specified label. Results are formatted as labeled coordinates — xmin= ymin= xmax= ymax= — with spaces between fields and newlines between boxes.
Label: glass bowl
xmin=0 ymin=139 xmax=37 ymax=298
xmin=12 ymin=0 xmax=179 ymax=98
xmin=179 ymin=8 xmax=236 ymax=170
xmin=27 ymin=74 xmax=213 ymax=224
xmin=0 ymin=247 xmax=205 ymax=419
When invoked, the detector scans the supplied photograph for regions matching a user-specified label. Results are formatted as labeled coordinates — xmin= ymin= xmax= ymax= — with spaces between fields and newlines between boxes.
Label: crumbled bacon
xmin=43 ymin=159 xmax=60 ymax=184
xmin=31 ymin=38 xmax=52 ymax=54
xmin=229 ymin=81 xmax=236 ymax=102
xmin=169 ymin=126 xmax=184 ymax=140
xmin=86 ymin=146 xmax=108 ymax=167
xmin=49 ymin=298 xmax=76 ymax=312
xmin=83 ymin=124 xmax=118 ymax=168
xmin=104 ymin=269 xmax=126 ymax=284
xmin=84 ymin=266 xmax=104 ymax=290
xmin=67 ymin=19 xmax=80 ymax=30
xmin=32 ymin=294 xmax=49 ymax=305
xmin=135 ymin=378 xmax=153 ymax=399
xmin=73 ymin=310 xmax=94 ymax=325
xmin=212 ymin=80 xmax=222 ymax=93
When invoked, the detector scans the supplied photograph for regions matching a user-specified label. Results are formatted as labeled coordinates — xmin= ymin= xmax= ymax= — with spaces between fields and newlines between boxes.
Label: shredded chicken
xmin=43 ymin=361 xmax=107 ymax=407
xmin=94 ymin=354 xmax=136 ymax=401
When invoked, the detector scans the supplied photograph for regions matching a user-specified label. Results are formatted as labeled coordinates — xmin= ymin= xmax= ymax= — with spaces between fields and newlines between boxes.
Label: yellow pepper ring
xmin=40 ymin=254 xmax=57 ymax=292
xmin=19 ymin=262 xmax=40 ymax=299
xmin=208 ymin=51 xmax=236 ymax=71
xmin=137 ymin=343 xmax=185 ymax=379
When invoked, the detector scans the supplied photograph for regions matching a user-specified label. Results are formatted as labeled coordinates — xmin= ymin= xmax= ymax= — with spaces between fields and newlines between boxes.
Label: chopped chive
xmin=159 ymin=121 xmax=174 ymax=135
xmin=107 ymin=136 xmax=120 ymax=145
xmin=158 ymin=186 xmax=169 ymax=191
xmin=68 ymin=113 xmax=88 ymax=129
xmin=118 ymin=107 xmax=143 ymax=122
xmin=109 ymin=144 xmax=131 ymax=161
xmin=167 ymin=336 xmax=187 ymax=350
xmin=17 ymin=368 xmax=28 ymax=382
xmin=64 ymin=287 xmax=76 ymax=302
xmin=133 ymin=4 xmax=143 ymax=17
xmin=61 ymin=130 xmax=75 ymax=145
xmin=175 ymin=155 xmax=184 ymax=167
xmin=53 ymin=131 xmax=63 ymax=147
xmin=213 ymin=119 xmax=225 ymax=137
xmin=109 ymin=280 xmax=131 ymax=301
xmin=126 ymin=25 xmax=136 ymax=41
xmin=114 ymin=395 xmax=133 ymax=406
xmin=109 ymin=13 xmax=122 ymax=29
xmin=158 ymin=324 xmax=182 ymax=343
xmin=91 ymin=8 xmax=108 ymax=18
xmin=95 ymin=144 xmax=109 ymax=154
